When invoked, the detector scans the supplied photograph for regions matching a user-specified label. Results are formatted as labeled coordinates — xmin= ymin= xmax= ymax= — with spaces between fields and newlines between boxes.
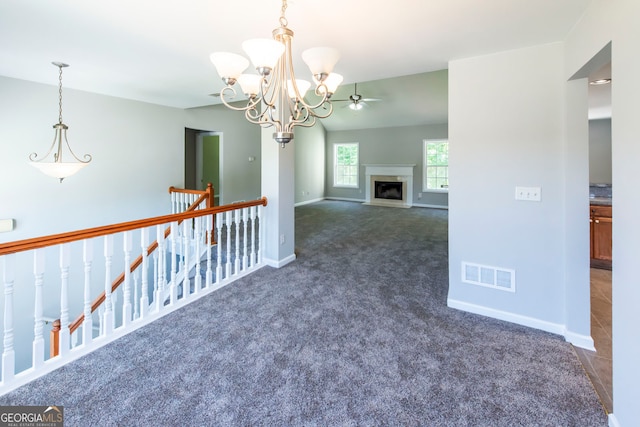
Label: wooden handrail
xmin=0 ymin=197 xmax=265 ymax=256
xmin=169 ymin=183 xmax=212 ymax=196
xmin=169 ymin=183 xmax=214 ymax=208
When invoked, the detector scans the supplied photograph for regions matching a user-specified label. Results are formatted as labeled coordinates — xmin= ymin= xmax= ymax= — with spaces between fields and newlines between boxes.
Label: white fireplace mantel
xmin=364 ymin=164 xmax=416 ymax=207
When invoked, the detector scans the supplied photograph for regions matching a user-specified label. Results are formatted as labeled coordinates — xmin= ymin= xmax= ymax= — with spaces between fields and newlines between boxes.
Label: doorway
xmin=184 ymin=129 xmax=222 ymax=206
xmin=571 ymin=57 xmax=613 ymax=413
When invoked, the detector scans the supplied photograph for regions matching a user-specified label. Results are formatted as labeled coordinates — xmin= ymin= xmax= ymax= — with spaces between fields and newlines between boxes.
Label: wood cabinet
xmin=590 ymin=204 xmax=612 ymax=269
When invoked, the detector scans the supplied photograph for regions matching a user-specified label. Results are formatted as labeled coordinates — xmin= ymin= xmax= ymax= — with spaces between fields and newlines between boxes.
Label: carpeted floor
xmin=0 ymin=200 xmax=607 ymax=426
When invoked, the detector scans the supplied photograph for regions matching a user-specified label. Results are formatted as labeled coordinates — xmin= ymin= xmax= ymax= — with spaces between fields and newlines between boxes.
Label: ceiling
xmin=0 ymin=0 xmax=596 ymax=131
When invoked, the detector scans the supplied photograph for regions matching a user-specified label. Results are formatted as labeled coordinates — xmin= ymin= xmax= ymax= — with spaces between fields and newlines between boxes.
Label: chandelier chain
xmin=279 ymin=0 xmax=288 ymax=27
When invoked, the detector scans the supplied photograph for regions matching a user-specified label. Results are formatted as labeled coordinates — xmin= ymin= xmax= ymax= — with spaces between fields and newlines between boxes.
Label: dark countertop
xmin=590 ymin=197 xmax=612 ymax=206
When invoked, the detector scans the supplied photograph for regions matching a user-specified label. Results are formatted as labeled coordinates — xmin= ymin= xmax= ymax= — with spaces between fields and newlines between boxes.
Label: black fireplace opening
xmin=375 ymin=181 xmax=403 ymax=200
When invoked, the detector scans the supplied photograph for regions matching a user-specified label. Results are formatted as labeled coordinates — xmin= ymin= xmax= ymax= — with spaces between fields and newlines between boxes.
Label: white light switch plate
xmin=0 ymin=219 xmax=14 ymax=233
xmin=515 ymin=186 xmax=541 ymax=202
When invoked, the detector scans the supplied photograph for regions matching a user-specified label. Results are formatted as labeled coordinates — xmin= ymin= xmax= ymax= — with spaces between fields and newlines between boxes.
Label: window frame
xmin=333 ymin=142 xmax=359 ymax=188
xmin=422 ymin=139 xmax=449 ymax=193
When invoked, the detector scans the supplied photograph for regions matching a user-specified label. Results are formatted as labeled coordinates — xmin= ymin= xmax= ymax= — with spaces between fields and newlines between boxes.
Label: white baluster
xmin=250 ymin=206 xmax=257 ymax=267
xmin=103 ymin=235 xmax=114 ymax=336
xmin=205 ymin=214 xmax=213 ymax=288
xmin=71 ymin=329 xmax=78 ymax=349
xmin=182 ymin=218 xmax=191 ymax=298
xmin=171 ymin=190 xmax=177 ymax=214
xmin=82 ymin=240 xmax=93 ymax=347
xmin=257 ymin=205 xmax=264 ymax=264
xmin=133 ymin=268 xmax=140 ymax=320
xmin=98 ymin=305 xmax=104 ymax=337
xmin=58 ymin=244 xmax=71 ymax=356
xmin=32 ymin=249 xmax=45 ymax=369
xmin=225 ymin=211 xmax=232 ymax=278
xmin=234 ymin=210 xmax=241 ymax=275
xmin=193 ymin=216 xmax=202 ymax=294
xmin=242 ymin=208 xmax=249 ymax=271
xmin=140 ymin=228 xmax=150 ymax=318
xmin=216 ymin=212 xmax=223 ymax=284
xmin=2 ymin=255 xmax=16 ymax=382
xmin=169 ymin=222 xmax=178 ymax=305
xmin=155 ymin=225 xmax=166 ymax=312
xmin=122 ymin=231 xmax=132 ymax=327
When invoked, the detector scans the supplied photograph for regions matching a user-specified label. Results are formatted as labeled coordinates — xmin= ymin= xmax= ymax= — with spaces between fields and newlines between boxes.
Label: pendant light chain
xmin=58 ymin=65 xmax=64 ymax=125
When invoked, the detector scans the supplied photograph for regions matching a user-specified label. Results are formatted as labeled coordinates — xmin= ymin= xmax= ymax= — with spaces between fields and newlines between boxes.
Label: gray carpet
xmin=0 ymin=200 xmax=607 ymax=426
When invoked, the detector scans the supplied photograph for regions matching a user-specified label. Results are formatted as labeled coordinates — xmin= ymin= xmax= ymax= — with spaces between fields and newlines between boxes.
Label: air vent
xmin=462 ymin=262 xmax=515 ymax=292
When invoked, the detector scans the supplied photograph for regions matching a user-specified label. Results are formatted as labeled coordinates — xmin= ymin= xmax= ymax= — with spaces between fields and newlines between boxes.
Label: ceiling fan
xmin=333 ymin=83 xmax=381 ymax=110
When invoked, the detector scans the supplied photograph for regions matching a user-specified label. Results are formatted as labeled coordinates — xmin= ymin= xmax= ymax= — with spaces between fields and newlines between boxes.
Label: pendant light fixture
xmin=29 ymin=62 xmax=92 ymax=182
xmin=210 ymin=0 xmax=343 ymax=147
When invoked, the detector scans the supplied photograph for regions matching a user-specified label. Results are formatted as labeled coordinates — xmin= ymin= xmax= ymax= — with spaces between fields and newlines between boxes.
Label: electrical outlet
xmin=515 ymin=186 xmax=541 ymax=202
xmin=279 ymin=234 xmax=285 ymax=245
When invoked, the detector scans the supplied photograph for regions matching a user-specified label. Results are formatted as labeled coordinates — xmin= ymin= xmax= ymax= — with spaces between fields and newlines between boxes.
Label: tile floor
xmin=574 ymin=268 xmax=613 ymax=413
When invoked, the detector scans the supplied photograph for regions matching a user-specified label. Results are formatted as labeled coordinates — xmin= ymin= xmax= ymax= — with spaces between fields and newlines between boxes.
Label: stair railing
xmin=49 ymin=185 xmax=215 ymax=357
xmin=0 ymin=193 xmax=267 ymax=395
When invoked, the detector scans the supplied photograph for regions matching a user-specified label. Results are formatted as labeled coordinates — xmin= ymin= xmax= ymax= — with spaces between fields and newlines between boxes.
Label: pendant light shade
xmin=28 ymin=62 xmax=92 ymax=182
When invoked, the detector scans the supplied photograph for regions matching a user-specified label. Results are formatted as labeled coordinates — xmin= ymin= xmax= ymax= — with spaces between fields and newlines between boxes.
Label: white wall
xmin=565 ymin=1 xmax=640 ymax=425
xmin=589 ymin=119 xmax=612 ymax=184
xmin=294 ymin=122 xmax=327 ymax=205
xmin=448 ymin=42 xmax=572 ymax=332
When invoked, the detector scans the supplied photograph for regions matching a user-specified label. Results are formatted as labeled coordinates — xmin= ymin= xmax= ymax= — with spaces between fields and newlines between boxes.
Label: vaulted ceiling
xmin=0 ymin=0 xmax=595 ymax=131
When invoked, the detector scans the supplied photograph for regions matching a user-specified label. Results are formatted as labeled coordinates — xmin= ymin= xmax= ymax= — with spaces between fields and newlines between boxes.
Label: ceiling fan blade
xmin=361 ymin=98 xmax=381 ymax=102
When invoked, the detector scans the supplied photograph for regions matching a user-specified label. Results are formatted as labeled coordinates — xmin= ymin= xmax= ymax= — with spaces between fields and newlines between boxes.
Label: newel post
xmin=206 ymin=183 xmax=214 ymax=208
xmin=50 ymin=319 xmax=60 ymax=358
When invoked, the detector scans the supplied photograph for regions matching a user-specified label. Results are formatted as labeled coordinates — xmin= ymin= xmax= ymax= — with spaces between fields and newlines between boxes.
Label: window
xmin=423 ymin=139 xmax=448 ymax=191
xmin=333 ymin=143 xmax=359 ymax=188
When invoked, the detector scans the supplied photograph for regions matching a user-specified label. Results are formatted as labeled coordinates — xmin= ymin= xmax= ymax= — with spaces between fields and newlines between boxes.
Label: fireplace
xmin=375 ymin=181 xmax=403 ymax=200
xmin=364 ymin=164 xmax=415 ymax=208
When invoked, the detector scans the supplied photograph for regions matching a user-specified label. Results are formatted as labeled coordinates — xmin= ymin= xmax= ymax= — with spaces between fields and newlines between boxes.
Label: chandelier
xmin=210 ymin=0 xmax=343 ymax=147
xmin=29 ymin=62 xmax=92 ymax=182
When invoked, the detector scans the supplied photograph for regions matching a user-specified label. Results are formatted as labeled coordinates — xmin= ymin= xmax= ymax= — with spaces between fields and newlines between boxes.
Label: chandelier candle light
xmin=29 ymin=62 xmax=92 ymax=182
xmin=210 ymin=0 xmax=343 ymax=147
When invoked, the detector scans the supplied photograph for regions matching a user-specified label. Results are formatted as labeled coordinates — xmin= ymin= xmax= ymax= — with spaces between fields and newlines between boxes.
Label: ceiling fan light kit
xmin=334 ymin=82 xmax=382 ymax=111
xmin=210 ymin=0 xmax=343 ymax=147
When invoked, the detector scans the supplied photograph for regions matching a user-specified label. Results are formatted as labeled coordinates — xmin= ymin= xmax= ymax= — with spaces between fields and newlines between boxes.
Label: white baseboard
xmin=324 ymin=197 xmax=364 ymax=203
xmin=412 ymin=202 xmax=449 ymax=210
xmin=447 ymin=298 xmax=568 ymax=338
xmin=608 ymin=413 xmax=620 ymax=427
xmin=564 ymin=330 xmax=595 ymax=351
xmin=448 ymin=299 xmax=595 ymax=349
xmin=264 ymin=253 xmax=297 ymax=268
xmin=295 ymin=197 xmax=324 ymax=207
